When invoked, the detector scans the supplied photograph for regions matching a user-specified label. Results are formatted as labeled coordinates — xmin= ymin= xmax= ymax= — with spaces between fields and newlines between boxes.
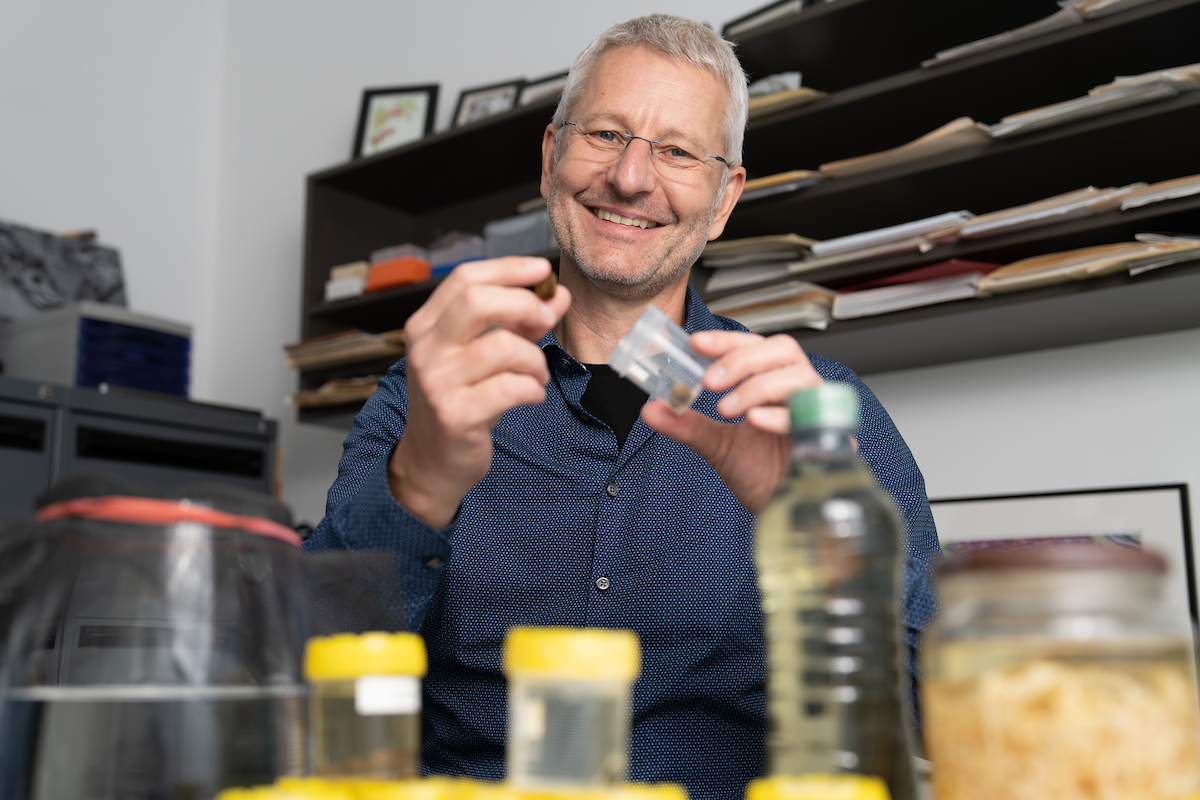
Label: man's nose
xmin=609 ymin=136 xmax=658 ymax=196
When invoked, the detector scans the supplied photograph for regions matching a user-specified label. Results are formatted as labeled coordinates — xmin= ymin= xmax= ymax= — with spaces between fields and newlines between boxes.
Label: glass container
xmin=0 ymin=487 xmax=309 ymax=800
xmin=503 ymin=627 xmax=640 ymax=788
xmin=304 ymin=632 xmax=426 ymax=779
xmin=923 ymin=544 xmax=1200 ymax=800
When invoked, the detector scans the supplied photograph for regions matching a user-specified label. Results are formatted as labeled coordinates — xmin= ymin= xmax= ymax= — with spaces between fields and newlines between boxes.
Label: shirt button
xmin=559 ymin=358 xmax=570 ymax=369
xmin=605 ymin=483 xmax=619 ymax=497
xmin=595 ymin=577 xmax=611 ymax=591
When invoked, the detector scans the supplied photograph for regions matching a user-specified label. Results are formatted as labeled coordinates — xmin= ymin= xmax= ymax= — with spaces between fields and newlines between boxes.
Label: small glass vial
xmin=503 ymin=626 xmax=640 ymax=788
xmin=304 ymin=631 xmax=427 ymax=779
xmin=923 ymin=545 xmax=1200 ymax=800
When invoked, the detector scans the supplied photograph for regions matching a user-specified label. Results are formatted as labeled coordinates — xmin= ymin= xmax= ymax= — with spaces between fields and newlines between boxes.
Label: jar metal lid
xmin=503 ymin=626 xmax=640 ymax=680
xmin=304 ymin=631 xmax=427 ymax=679
xmin=937 ymin=543 xmax=1166 ymax=576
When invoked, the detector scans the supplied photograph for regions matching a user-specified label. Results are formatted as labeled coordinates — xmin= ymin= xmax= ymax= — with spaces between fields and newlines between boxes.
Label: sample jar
xmin=304 ymin=632 xmax=427 ymax=779
xmin=922 ymin=545 xmax=1200 ymax=800
xmin=607 ymin=304 xmax=713 ymax=412
xmin=503 ymin=627 xmax=641 ymax=787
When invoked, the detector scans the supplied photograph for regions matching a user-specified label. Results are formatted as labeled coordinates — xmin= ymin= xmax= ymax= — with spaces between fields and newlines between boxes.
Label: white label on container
xmin=354 ymin=675 xmax=420 ymax=716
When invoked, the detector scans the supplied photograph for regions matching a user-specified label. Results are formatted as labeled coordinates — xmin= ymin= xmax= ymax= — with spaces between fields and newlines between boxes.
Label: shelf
xmin=790 ymin=259 xmax=1200 ymax=376
xmin=729 ymin=0 xmax=1055 ymax=92
xmin=741 ymin=0 xmax=1200 ymax=177
xmin=703 ymin=191 xmax=1200 ymax=295
xmin=309 ymin=95 xmax=558 ymax=214
xmin=727 ymin=90 xmax=1200 ymax=242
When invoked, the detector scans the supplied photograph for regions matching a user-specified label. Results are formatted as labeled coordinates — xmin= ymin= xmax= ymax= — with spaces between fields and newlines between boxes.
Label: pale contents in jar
xmin=925 ymin=656 xmax=1200 ymax=800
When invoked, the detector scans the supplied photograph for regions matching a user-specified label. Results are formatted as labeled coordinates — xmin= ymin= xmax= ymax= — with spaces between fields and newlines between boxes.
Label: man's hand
xmin=389 ymin=257 xmax=571 ymax=528
xmin=641 ymin=330 xmax=823 ymax=514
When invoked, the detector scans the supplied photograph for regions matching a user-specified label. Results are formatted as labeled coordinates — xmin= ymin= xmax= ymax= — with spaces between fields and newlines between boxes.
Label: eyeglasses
xmin=560 ymin=121 xmax=728 ymax=180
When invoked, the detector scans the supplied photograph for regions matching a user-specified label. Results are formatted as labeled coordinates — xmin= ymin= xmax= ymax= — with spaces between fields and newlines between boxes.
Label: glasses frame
xmin=560 ymin=121 xmax=728 ymax=169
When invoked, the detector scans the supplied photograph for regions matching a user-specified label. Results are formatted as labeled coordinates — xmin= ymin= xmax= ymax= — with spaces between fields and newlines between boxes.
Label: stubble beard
xmin=546 ymin=171 xmax=714 ymax=302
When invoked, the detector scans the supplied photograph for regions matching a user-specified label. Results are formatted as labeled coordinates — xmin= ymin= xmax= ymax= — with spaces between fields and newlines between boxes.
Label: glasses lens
xmin=563 ymin=125 xmax=723 ymax=185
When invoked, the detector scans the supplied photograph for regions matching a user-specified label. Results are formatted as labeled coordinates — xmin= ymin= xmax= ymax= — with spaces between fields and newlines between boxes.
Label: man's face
xmin=540 ymin=46 xmax=746 ymax=302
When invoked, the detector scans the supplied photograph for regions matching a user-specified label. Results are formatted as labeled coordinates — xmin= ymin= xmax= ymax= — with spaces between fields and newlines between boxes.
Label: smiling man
xmin=306 ymin=14 xmax=940 ymax=800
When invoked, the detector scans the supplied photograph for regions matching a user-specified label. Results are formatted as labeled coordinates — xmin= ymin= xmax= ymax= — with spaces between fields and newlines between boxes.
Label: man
xmin=306 ymin=14 xmax=940 ymax=800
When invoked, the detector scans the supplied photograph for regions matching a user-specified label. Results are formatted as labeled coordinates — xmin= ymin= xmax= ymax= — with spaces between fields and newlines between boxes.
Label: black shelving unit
xmin=298 ymin=0 xmax=1200 ymax=425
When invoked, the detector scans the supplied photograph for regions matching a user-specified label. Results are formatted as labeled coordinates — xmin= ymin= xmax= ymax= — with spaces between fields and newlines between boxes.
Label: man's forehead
xmin=571 ymin=47 xmax=726 ymax=146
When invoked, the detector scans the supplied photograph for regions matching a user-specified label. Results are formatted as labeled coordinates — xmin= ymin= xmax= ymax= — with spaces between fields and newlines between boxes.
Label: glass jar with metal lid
xmin=304 ymin=631 xmax=426 ymax=779
xmin=922 ymin=544 xmax=1200 ymax=800
xmin=503 ymin=627 xmax=640 ymax=788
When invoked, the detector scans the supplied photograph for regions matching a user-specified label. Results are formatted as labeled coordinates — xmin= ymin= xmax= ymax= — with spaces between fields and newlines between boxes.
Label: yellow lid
xmin=515 ymin=786 xmax=685 ymax=800
xmin=745 ymin=775 xmax=891 ymax=800
xmin=503 ymin=627 xmax=640 ymax=681
xmin=304 ymin=632 xmax=427 ymax=679
xmin=271 ymin=777 xmax=357 ymax=799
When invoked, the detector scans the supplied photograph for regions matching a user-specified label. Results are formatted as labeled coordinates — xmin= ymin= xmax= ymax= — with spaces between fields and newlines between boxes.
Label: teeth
xmin=594 ymin=208 xmax=658 ymax=229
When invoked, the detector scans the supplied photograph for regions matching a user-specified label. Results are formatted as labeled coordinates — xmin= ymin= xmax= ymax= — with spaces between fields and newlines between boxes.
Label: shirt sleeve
xmin=303 ymin=359 xmax=454 ymax=632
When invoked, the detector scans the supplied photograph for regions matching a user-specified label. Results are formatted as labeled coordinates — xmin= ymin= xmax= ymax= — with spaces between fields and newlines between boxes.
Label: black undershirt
xmin=580 ymin=364 xmax=649 ymax=451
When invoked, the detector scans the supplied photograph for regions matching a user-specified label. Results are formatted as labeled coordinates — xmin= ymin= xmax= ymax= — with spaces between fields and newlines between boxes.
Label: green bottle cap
xmin=789 ymin=382 xmax=859 ymax=430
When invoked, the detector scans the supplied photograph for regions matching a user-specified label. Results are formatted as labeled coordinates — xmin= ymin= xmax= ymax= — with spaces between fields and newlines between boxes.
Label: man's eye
xmin=592 ymin=130 xmax=623 ymax=144
xmin=660 ymin=144 xmax=698 ymax=161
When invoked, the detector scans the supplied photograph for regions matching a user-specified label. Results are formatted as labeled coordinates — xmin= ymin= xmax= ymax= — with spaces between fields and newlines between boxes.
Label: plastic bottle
xmin=304 ymin=632 xmax=427 ymax=779
xmin=753 ymin=383 xmax=915 ymax=800
xmin=502 ymin=626 xmax=640 ymax=788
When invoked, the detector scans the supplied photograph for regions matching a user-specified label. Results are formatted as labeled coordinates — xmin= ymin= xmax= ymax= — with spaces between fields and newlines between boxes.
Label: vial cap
xmin=515 ymin=785 xmax=686 ymax=800
xmin=304 ymin=631 xmax=427 ymax=680
xmin=745 ymin=775 xmax=891 ymax=800
xmin=502 ymin=626 xmax=640 ymax=680
xmin=789 ymin=383 xmax=858 ymax=431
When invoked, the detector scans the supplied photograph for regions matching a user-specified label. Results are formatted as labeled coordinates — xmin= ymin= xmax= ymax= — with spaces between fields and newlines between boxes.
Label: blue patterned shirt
xmin=305 ymin=286 xmax=941 ymax=800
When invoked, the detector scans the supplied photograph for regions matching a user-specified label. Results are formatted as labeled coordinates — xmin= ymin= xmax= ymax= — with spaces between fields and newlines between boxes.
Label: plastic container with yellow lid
xmin=304 ymin=632 xmax=427 ymax=779
xmin=502 ymin=627 xmax=640 ymax=788
xmin=744 ymin=775 xmax=890 ymax=800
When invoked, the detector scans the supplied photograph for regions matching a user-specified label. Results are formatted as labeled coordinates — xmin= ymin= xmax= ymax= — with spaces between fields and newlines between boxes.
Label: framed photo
xmin=452 ymin=79 xmax=524 ymax=128
xmin=518 ymin=71 xmax=569 ymax=107
xmin=353 ymin=84 xmax=438 ymax=159
xmin=930 ymin=485 xmax=1195 ymax=624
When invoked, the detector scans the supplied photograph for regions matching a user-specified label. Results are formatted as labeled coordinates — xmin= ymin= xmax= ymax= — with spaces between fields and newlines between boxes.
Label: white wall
xmin=0 ymin=1 xmax=225 ymax=379
xmin=861 ymin=327 xmax=1200 ymax=541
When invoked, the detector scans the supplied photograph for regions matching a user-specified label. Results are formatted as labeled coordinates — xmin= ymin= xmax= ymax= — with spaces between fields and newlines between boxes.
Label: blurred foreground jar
xmin=923 ymin=545 xmax=1200 ymax=800
xmin=304 ymin=632 xmax=426 ymax=779
xmin=503 ymin=627 xmax=640 ymax=788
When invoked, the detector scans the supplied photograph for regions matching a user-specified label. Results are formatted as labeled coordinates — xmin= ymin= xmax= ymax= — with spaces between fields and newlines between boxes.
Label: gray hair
xmin=551 ymin=14 xmax=749 ymax=169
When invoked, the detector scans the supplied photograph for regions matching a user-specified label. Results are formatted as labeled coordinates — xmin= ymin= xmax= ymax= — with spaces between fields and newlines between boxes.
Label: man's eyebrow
xmin=576 ymin=114 xmax=711 ymax=151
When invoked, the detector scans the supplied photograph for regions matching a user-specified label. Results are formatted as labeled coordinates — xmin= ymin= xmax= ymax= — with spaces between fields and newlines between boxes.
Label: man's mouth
xmin=591 ymin=207 xmax=660 ymax=229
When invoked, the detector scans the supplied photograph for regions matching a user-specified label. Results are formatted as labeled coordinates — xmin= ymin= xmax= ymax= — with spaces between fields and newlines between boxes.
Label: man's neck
xmin=553 ymin=262 xmax=690 ymax=364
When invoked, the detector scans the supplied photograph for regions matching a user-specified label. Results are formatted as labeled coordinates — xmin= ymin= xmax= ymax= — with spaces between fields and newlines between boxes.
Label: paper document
xmin=1118 ymin=173 xmax=1200 ymax=211
xmin=747 ymin=87 xmax=826 ymax=119
xmin=959 ymin=185 xmax=1143 ymax=238
xmin=833 ymin=273 xmax=985 ymax=320
xmin=819 ymin=118 xmax=992 ymax=178
xmin=922 ymin=6 xmax=1083 ymax=68
xmin=811 ymin=211 xmax=973 ymax=257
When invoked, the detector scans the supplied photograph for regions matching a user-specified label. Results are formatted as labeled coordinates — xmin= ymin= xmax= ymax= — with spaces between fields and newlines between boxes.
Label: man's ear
xmin=540 ymin=124 xmax=558 ymax=199
xmin=708 ymin=165 xmax=746 ymax=242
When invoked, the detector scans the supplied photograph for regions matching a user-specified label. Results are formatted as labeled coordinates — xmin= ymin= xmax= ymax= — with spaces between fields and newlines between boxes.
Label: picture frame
xmin=452 ymin=79 xmax=524 ymax=128
xmin=517 ymin=71 xmax=569 ymax=107
xmin=352 ymin=84 xmax=438 ymax=160
xmin=930 ymin=484 xmax=1196 ymax=625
